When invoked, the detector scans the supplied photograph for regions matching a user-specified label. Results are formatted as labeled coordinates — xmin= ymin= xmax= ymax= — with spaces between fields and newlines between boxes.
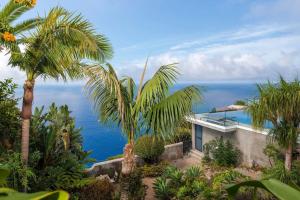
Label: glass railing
xmin=193 ymin=114 xmax=239 ymax=127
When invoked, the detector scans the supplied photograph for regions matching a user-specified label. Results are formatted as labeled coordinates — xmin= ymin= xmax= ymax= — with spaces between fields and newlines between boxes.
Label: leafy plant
xmin=78 ymin=179 xmax=114 ymax=200
xmin=226 ymin=178 xmax=300 ymax=200
xmin=120 ymin=169 xmax=145 ymax=200
xmin=139 ymin=161 xmax=169 ymax=177
xmin=0 ymin=79 xmax=20 ymax=153
xmin=135 ymin=135 xmax=165 ymax=164
xmin=204 ymin=137 xmax=240 ymax=167
xmin=263 ymin=144 xmax=281 ymax=167
xmin=153 ymin=177 xmax=172 ymax=200
xmin=0 ymin=167 xmax=69 ymax=200
xmin=85 ymin=61 xmax=202 ymax=177
xmin=262 ymin=160 xmax=300 ymax=189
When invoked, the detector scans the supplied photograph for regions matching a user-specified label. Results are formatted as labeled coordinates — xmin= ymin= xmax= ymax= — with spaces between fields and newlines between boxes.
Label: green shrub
xmin=120 ymin=169 xmax=145 ymax=200
xmin=78 ymin=179 xmax=114 ymax=200
xmin=153 ymin=177 xmax=173 ymax=200
xmin=263 ymin=160 xmax=300 ymax=188
xmin=212 ymin=169 xmax=247 ymax=191
xmin=135 ymin=135 xmax=165 ymax=164
xmin=204 ymin=137 xmax=240 ymax=167
xmin=139 ymin=161 xmax=169 ymax=177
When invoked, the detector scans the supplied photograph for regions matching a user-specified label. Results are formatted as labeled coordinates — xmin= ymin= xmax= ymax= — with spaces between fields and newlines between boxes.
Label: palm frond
xmin=0 ymin=0 xmax=31 ymax=23
xmin=13 ymin=18 xmax=44 ymax=34
xmin=143 ymin=85 xmax=202 ymax=135
xmin=135 ymin=63 xmax=179 ymax=113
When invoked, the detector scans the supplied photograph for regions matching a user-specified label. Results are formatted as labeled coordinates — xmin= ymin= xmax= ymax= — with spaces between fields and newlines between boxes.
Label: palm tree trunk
xmin=21 ymin=80 xmax=35 ymax=165
xmin=120 ymin=140 xmax=135 ymax=200
xmin=285 ymin=143 xmax=293 ymax=171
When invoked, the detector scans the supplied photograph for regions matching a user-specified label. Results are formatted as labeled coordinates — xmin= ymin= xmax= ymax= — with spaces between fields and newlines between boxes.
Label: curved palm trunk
xmin=285 ymin=143 xmax=293 ymax=171
xmin=21 ymin=80 xmax=35 ymax=164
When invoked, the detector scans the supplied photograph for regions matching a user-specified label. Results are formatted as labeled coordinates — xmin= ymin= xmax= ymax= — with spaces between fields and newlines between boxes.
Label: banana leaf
xmin=226 ymin=178 xmax=300 ymax=200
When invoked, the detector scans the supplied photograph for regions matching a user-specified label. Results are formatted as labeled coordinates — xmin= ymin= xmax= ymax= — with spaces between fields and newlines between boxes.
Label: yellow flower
xmin=2 ymin=32 xmax=16 ymax=42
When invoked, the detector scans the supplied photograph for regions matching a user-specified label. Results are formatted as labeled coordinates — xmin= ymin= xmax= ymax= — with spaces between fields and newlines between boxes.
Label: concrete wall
xmin=86 ymin=142 xmax=183 ymax=176
xmin=160 ymin=142 xmax=183 ymax=161
xmin=194 ymin=124 xmax=269 ymax=167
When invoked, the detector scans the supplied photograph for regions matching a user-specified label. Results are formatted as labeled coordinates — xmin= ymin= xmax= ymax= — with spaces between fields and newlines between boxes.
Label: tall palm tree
xmin=85 ymin=62 xmax=201 ymax=175
xmin=247 ymin=77 xmax=300 ymax=171
xmin=0 ymin=0 xmax=41 ymax=51
xmin=9 ymin=7 xmax=113 ymax=164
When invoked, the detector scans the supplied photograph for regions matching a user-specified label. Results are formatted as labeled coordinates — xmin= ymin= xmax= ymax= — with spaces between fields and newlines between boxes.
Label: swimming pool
xmin=200 ymin=110 xmax=272 ymax=128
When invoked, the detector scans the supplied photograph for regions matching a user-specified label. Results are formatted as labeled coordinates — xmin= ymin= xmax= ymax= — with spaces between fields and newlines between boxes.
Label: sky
xmin=1 ymin=0 xmax=300 ymax=84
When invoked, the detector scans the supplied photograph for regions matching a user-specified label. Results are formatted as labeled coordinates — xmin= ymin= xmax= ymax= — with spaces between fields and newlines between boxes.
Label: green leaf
xmin=226 ymin=178 xmax=300 ymax=200
xmin=0 ymin=188 xmax=69 ymax=200
xmin=0 ymin=167 xmax=10 ymax=186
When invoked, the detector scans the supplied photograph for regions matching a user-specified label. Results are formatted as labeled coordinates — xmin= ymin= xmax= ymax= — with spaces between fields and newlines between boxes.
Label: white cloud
xmin=119 ymin=32 xmax=300 ymax=83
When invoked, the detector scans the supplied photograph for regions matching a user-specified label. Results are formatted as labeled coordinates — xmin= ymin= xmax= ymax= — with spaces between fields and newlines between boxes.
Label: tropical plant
xmin=8 ymin=7 xmax=112 ymax=164
xmin=203 ymin=137 xmax=240 ymax=167
xmin=0 ymin=79 xmax=20 ymax=152
xmin=78 ymin=178 xmax=115 ymax=200
xmin=0 ymin=0 xmax=41 ymax=51
xmin=0 ymin=166 xmax=69 ymax=200
xmin=135 ymin=135 xmax=165 ymax=164
xmin=247 ymin=77 xmax=300 ymax=171
xmin=85 ymin=61 xmax=201 ymax=177
xmin=226 ymin=178 xmax=300 ymax=200
xmin=27 ymin=104 xmax=93 ymax=192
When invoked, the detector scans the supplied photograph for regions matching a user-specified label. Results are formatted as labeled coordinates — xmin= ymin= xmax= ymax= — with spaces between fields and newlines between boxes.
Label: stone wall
xmin=86 ymin=142 xmax=183 ymax=176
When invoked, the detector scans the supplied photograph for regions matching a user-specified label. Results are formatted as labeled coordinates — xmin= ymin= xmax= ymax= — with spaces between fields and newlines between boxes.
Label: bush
xmin=139 ymin=161 xmax=169 ymax=177
xmin=135 ymin=135 xmax=165 ymax=164
xmin=78 ymin=179 xmax=114 ymax=200
xmin=262 ymin=160 xmax=300 ymax=187
xmin=120 ymin=169 xmax=145 ymax=200
xmin=203 ymin=137 xmax=240 ymax=167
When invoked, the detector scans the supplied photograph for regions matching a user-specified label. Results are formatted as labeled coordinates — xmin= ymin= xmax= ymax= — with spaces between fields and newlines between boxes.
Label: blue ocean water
xmin=15 ymin=83 xmax=258 ymax=164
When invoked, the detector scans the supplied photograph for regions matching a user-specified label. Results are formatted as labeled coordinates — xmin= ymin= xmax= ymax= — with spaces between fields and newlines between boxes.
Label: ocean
xmin=16 ymin=83 xmax=258 ymax=165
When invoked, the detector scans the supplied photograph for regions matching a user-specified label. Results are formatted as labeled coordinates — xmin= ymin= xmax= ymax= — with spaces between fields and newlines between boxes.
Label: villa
xmin=187 ymin=109 xmax=270 ymax=167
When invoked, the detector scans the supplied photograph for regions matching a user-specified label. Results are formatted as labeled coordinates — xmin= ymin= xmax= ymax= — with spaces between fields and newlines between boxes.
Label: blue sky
xmin=1 ymin=0 xmax=300 ymax=83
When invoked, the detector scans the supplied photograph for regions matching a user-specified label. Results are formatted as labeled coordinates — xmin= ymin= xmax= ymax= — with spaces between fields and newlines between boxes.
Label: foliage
xmin=135 ymin=135 xmax=165 ymax=164
xmin=0 ymin=0 xmax=41 ymax=50
xmin=106 ymin=154 xmax=123 ymax=161
xmin=120 ymin=169 xmax=145 ymax=200
xmin=263 ymin=144 xmax=281 ymax=167
xmin=85 ymin=62 xmax=202 ymax=144
xmin=247 ymin=77 xmax=300 ymax=170
xmin=262 ymin=160 xmax=300 ymax=189
xmin=153 ymin=177 xmax=172 ymax=200
xmin=203 ymin=137 xmax=240 ymax=167
xmin=0 ymin=167 xmax=69 ymax=200
xmin=139 ymin=161 xmax=169 ymax=177
xmin=78 ymin=179 xmax=114 ymax=200
xmin=0 ymin=79 xmax=20 ymax=153
xmin=27 ymin=104 xmax=93 ymax=192
xmin=212 ymin=169 xmax=248 ymax=191
xmin=234 ymin=100 xmax=246 ymax=106
xmin=226 ymin=178 xmax=300 ymax=200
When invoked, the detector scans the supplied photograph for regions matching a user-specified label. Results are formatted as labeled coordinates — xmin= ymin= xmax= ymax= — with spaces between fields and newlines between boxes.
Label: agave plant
xmin=153 ymin=177 xmax=172 ymax=200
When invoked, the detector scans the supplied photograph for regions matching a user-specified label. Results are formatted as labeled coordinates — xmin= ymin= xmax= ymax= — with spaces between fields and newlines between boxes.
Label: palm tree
xmin=85 ymin=62 xmax=201 ymax=176
xmin=0 ymin=0 xmax=41 ymax=51
xmin=247 ymin=77 xmax=300 ymax=171
xmin=9 ymin=7 xmax=113 ymax=164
